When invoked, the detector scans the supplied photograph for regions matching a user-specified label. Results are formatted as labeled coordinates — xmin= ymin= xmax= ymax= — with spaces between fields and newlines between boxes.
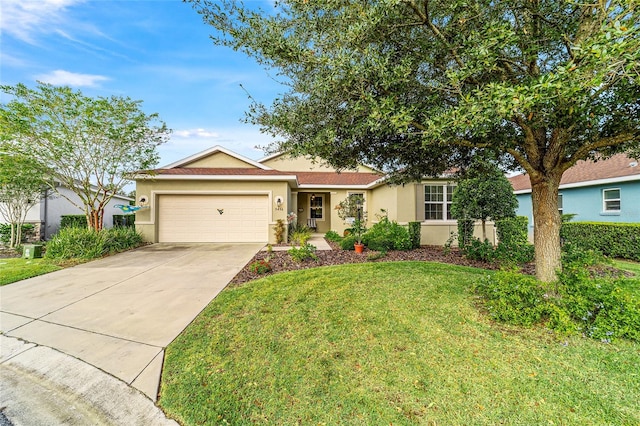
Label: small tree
xmin=0 ymin=151 xmax=45 ymax=248
xmin=0 ymin=83 xmax=170 ymax=231
xmin=336 ymin=194 xmax=367 ymax=244
xmin=451 ymin=161 xmax=518 ymax=242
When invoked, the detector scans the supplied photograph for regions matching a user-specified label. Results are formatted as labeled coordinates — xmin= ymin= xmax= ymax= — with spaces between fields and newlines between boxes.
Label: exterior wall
xmin=516 ymin=180 xmax=640 ymax=240
xmin=262 ymin=154 xmax=377 ymax=173
xmin=135 ymin=178 xmax=289 ymax=244
xmin=183 ymin=152 xmax=257 ymax=168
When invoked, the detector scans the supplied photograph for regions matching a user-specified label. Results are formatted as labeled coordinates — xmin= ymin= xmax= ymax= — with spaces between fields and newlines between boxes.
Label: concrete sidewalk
xmin=266 ymin=233 xmax=332 ymax=251
xmin=0 ymin=243 xmax=262 ymax=413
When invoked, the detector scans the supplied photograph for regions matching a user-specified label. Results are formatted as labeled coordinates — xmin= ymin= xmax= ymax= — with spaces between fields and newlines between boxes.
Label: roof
xmin=144 ymin=167 xmax=383 ymax=188
xmin=510 ymin=154 xmax=640 ymax=193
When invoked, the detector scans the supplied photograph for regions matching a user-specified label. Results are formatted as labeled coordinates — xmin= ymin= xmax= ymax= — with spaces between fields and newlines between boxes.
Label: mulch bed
xmin=229 ymin=240 xmax=536 ymax=286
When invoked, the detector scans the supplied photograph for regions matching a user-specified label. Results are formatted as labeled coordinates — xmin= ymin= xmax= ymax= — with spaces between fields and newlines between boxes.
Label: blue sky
xmin=0 ymin=0 xmax=282 ymax=166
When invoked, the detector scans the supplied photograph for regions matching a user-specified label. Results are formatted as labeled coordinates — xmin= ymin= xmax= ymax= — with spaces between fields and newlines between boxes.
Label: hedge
xmin=560 ymin=222 xmax=640 ymax=261
xmin=60 ymin=215 xmax=87 ymax=229
xmin=113 ymin=214 xmax=135 ymax=228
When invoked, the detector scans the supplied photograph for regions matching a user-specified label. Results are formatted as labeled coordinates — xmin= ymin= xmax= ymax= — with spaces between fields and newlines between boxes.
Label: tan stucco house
xmin=134 ymin=145 xmax=495 ymax=245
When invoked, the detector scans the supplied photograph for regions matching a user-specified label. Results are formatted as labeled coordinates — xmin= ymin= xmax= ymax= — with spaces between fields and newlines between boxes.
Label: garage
xmin=157 ymin=194 xmax=269 ymax=243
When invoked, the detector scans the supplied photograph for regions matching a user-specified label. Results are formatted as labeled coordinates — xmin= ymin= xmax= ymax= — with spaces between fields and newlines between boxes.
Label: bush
xmin=288 ymin=243 xmax=318 ymax=262
xmin=408 ymin=222 xmax=421 ymax=249
xmin=249 ymin=260 xmax=272 ymax=274
xmin=494 ymin=216 xmax=534 ymax=264
xmin=60 ymin=215 xmax=87 ymax=229
xmin=340 ymin=234 xmax=357 ymax=250
xmin=476 ymin=272 xmax=547 ymax=326
xmin=324 ymin=230 xmax=342 ymax=242
xmin=275 ymin=219 xmax=286 ymax=244
xmin=462 ymin=238 xmax=495 ymax=262
xmin=361 ymin=216 xmax=412 ymax=251
xmin=289 ymin=224 xmax=312 ymax=245
xmin=561 ymin=222 xmax=640 ymax=261
xmin=45 ymin=226 xmax=142 ymax=260
xmin=0 ymin=223 xmax=35 ymax=245
xmin=475 ymin=244 xmax=640 ymax=342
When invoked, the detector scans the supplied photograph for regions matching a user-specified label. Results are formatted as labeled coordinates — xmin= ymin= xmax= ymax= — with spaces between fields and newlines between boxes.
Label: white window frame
xmin=558 ymin=193 xmax=563 ymax=214
xmin=309 ymin=194 xmax=325 ymax=221
xmin=602 ymin=188 xmax=621 ymax=212
xmin=424 ymin=184 xmax=456 ymax=221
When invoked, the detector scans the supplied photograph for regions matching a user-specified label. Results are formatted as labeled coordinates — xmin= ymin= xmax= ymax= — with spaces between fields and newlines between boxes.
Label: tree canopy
xmin=0 ymin=150 xmax=45 ymax=248
xmin=0 ymin=83 xmax=170 ymax=231
xmin=190 ymin=0 xmax=640 ymax=281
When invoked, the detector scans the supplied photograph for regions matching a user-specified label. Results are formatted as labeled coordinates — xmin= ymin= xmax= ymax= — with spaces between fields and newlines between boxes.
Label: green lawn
xmin=160 ymin=262 xmax=640 ymax=425
xmin=0 ymin=257 xmax=63 ymax=286
xmin=613 ymin=259 xmax=640 ymax=297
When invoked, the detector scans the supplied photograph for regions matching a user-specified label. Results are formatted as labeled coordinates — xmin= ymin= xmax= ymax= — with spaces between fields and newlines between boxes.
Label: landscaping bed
xmin=230 ymin=240 xmax=536 ymax=286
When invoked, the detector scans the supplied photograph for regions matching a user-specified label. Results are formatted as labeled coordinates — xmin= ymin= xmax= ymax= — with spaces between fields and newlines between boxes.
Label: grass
xmin=160 ymin=262 xmax=640 ymax=425
xmin=613 ymin=259 xmax=640 ymax=297
xmin=0 ymin=257 xmax=63 ymax=286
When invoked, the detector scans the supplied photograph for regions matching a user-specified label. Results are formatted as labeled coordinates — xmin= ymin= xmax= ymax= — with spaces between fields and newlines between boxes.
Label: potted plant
xmin=336 ymin=194 xmax=367 ymax=253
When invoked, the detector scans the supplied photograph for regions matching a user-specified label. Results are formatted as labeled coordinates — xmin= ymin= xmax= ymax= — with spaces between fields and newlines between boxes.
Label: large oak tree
xmin=191 ymin=0 xmax=639 ymax=281
xmin=1 ymin=83 xmax=170 ymax=231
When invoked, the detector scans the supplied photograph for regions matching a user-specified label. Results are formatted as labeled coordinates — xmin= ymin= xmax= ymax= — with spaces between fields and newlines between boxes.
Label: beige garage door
xmin=158 ymin=194 xmax=269 ymax=243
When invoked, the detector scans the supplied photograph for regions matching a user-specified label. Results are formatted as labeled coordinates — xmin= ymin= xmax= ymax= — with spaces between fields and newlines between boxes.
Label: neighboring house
xmin=0 ymin=184 xmax=133 ymax=241
xmin=134 ymin=145 xmax=496 ymax=245
xmin=510 ymin=153 xmax=640 ymax=238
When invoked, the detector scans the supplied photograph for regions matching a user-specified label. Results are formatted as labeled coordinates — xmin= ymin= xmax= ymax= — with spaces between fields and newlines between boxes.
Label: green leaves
xmin=1 ymin=82 xmax=170 ymax=230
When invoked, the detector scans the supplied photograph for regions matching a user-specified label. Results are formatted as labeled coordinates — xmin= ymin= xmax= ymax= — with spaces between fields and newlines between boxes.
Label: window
xmin=603 ymin=188 xmax=621 ymax=212
xmin=345 ymin=192 xmax=365 ymax=220
xmin=424 ymin=184 xmax=455 ymax=220
xmin=310 ymin=194 xmax=324 ymax=219
xmin=558 ymin=194 xmax=563 ymax=214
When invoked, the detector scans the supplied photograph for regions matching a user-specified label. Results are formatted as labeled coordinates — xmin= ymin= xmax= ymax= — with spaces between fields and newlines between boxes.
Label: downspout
xmin=43 ymin=188 xmax=49 ymax=240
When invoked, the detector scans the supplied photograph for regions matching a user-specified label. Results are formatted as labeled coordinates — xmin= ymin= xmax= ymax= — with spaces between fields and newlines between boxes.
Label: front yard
xmin=0 ymin=258 xmax=63 ymax=286
xmin=160 ymin=262 xmax=640 ymax=425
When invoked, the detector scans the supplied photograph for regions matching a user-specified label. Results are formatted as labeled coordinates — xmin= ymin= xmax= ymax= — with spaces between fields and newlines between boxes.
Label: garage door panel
xmin=158 ymin=195 xmax=268 ymax=243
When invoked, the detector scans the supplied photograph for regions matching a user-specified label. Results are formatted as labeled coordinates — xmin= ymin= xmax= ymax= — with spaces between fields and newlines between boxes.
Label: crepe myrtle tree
xmin=189 ymin=0 xmax=640 ymax=282
xmin=0 ymin=149 xmax=46 ymax=248
xmin=451 ymin=160 xmax=518 ymax=242
xmin=0 ymin=83 xmax=170 ymax=231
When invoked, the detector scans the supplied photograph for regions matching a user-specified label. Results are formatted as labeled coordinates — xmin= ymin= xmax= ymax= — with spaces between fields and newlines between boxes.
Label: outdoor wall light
xmin=275 ymin=196 xmax=284 ymax=210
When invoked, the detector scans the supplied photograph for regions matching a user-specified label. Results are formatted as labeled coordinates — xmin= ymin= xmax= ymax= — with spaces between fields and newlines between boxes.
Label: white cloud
xmin=35 ymin=69 xmax=110 ymax=87
xmin=173 ymin=128 xmax=220 ymax=139
xmin=0 ymin=0 xmax=83 ymax=44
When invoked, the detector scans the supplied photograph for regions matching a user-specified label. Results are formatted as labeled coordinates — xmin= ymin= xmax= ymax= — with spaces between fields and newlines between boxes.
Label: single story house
xmin=510 ymin=153 xmax=640 ymax=238
xmin=0 ymin=184 xmax=133 ymax=241
xmin=134 ymin=145 xmax=496 ymax=246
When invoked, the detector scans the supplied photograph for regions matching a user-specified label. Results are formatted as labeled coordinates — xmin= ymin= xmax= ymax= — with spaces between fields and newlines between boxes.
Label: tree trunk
xmin=89 ymin=208 xmax=104 ymax=231
xmin=531 ymin=176 xmax=562 ymax=282
xmin=481 ymin=219 xmax=487 ymax=241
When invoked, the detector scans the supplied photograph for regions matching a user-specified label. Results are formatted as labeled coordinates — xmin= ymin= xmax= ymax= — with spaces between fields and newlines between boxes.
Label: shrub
xmin=0 ymin=223 xmax=35 ymax=245
xmin=45 ymin=227 xmax=142 ymax=260
xmin=324 ymin=230 xmax=342 ymax=242
xmin=560 ymin=222 xmax=640 ymax=261
xmin=462 ymin=238 xmax=495 ymax=262
xmin=60 ymin=215 xmax=87 ymax=229
xmin=340 ymin=234 xmax=357 ymax=250
xmin=475 ymin=244 xmax=640 ymax=342
xmin=249 ymin=260 xmax=272 ymax=274
xmin=288 ymin=243 xmax=318 ymax=262
xmin=476 ymin=272 xmax=547 ymax=326
xmin=362 ymin=215 xmax=412 ymax=251
xmin=290 ymin=227 xmax=312 ymax=245
xmin=408 ymin=221 xmax=421 ymax=249
xmin=275 ymin=219 xmax=286 ymax=244
xmin=494 ymin=216 xmax=534 ymax=265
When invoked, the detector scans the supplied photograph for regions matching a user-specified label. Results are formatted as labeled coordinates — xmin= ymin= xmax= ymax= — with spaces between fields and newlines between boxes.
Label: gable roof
xmin=510 ymin=154 xmax=640 ymax=193
xmin=162 ymin=145 xmax=272 ymax=170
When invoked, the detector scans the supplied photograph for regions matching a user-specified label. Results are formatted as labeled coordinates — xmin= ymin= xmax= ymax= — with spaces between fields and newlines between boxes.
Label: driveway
xmin=0 ymin=243 xmax=262 ymax=400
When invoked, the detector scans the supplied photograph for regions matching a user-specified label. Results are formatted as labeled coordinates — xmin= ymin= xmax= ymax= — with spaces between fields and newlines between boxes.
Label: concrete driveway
xmin=0 ymin=243 xmax=262 ymax=401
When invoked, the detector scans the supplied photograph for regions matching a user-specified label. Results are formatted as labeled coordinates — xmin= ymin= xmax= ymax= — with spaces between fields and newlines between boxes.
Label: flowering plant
xmin=286 ymin=211 xmax=297 ymax=224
